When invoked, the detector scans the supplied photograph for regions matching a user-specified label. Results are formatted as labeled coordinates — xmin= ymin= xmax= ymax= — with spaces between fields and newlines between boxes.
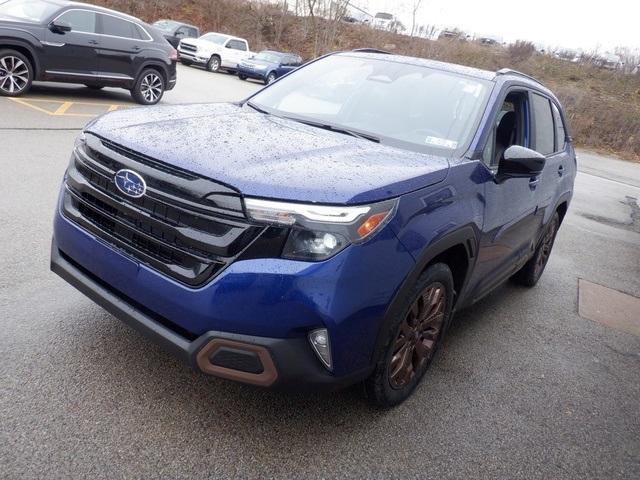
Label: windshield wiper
xmin=245 ymin=101 xmax=269 ymax=115
xmin=290 ymin=118 xmax=380 ymax=143
xmin=245 ymin=104 xmax=380 ymax=143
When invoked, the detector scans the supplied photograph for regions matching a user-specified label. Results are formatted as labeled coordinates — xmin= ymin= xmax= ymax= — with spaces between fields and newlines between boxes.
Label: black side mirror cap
xmin=496 ymin=145 xmax=546 ymax=181
xmin=49 ymin=20 xmax=72 ymax=34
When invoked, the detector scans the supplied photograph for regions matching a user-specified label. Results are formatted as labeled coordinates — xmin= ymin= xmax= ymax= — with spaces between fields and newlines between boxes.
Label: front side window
xmin=227 ymin=40 xmax=247 ymax=51
xmin=531 ymin=93 xmax=555 ymax=155
xmin=57 ymin=9 xmax=96 ymax=33
xmin=249 ymin=54 xmax=492 ymax=155
xmin=0 ymin=0 xmax=60 ymax=22
xmin=98 ymin=14 xmax=139 ymax=39
xmin=482 ymin=92 xmax=528 ymax=168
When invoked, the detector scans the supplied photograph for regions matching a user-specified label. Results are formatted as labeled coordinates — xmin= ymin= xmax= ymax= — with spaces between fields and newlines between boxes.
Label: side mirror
xmin=225 ymin=43 xmax=233 ymax=49
xmin=175 ymin=31 xmax=185 ymax=37
xmin=49 ymin=20 xmax=72 ymax=34
xmin=497 ymin=145 xmax=546 ymax=181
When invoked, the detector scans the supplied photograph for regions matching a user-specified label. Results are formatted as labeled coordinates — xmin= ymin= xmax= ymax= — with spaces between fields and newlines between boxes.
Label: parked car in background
xmin=237 ymin=50 xmax=303 ymax=84
xmin=0 ymin=0 xmax=177 ymax=104
xmin=178 ymin=32 xmax=252 ymax=73
xmin=51 ymin=50 xmax=575 ymax=407
xmin=153 ymin=19 xmax=199 ymax=48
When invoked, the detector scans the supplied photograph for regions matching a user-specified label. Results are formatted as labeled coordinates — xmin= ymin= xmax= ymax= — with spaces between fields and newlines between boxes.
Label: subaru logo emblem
xmin=114 ymin=169 xmax=146 ymax=198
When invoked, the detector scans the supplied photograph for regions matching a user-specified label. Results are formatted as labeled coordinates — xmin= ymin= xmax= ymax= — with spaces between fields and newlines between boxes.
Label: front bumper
xmin=51 ymin=183 xmax=416 ymax=388
xmin=177 ymin=50 xmax=209 ymax=65
xmin=237 ymin=65 xmax=267 ymax=80
xmin=50 ymin=241 xmax=371 ymax=390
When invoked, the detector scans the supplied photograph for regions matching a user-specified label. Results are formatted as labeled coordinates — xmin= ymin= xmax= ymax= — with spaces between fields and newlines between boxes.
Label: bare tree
xmin=410 ymin=0 xmax=423 ymax=37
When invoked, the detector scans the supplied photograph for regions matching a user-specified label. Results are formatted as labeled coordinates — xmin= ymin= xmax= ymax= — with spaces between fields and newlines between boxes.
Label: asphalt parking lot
xmin=1 ymin=64 xmax=639 ymax=479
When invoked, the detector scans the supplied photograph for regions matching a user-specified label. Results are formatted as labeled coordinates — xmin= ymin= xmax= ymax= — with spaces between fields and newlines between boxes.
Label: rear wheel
xmin=206 ymin=55 xmax=221 ymax=72
xmin=0 ymin=49 xmax=33 ymax=97
xmin=130 ymin=69 xmax=165 ymax=105
xmin=511 ymin=212 xmax=560 ymax=287
xmin=365 ymin=263 xmax=454 ymax=408
xmin=238 ymin=74 xmax=247 ymax=80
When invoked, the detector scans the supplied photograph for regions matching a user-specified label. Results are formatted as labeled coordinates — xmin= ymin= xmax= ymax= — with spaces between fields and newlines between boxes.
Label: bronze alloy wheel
xmin=534 ymin=215 xmax=559 ymax=277
xmin=389 ymin=282 xmax=446 ymax=389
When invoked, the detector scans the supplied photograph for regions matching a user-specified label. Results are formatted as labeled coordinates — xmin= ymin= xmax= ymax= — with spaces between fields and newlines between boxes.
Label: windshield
xmin=249 ymin=54 xmax=492 ymax=155
xmin=199 ymin=33 xmax=228 ymax=45
xmin=254 ymin=51 xmax=284 ymax=63
xmin=0 ymin=0 xmax=59 ymax=22
xmin=153 ymin=20 xmax=179 ymax=31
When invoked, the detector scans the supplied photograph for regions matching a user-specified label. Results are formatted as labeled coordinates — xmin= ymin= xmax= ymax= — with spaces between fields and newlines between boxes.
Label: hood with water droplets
xmin=87 ymin=103 xmax=450 ymax=204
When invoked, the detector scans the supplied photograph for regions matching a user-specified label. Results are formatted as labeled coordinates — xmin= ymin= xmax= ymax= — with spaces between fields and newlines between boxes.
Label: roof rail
xmin=352 ymin=48 xmax=392 ymax=55
xmin=495 ymin=68 xmax=543 ymax=85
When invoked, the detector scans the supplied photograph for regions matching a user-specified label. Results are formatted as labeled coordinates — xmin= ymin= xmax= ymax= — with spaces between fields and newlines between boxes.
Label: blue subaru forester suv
xmin=51 ymin=50 xmax=576 ymax=407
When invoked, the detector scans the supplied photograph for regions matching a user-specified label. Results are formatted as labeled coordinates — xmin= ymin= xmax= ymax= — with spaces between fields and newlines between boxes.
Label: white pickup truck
xmin=177 ymin=32 xmax=254 ymax=73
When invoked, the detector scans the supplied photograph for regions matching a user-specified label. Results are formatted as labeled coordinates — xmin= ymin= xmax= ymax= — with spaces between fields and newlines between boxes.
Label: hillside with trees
xmin=94 ymin=0 xmax=640 ymax=160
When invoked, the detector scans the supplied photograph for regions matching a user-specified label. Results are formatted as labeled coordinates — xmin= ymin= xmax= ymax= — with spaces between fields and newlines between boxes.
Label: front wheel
xmin=0 ymin=49 xmax=33 ymax=97
xmin=264 ymin=71 xmax=277 ymax=85
xmin=130 ymin=69 xmax=165 ymax=105
xmin=206 ymin=55 xmax=221 ymax=72
xmin=511 ymin=212 xmax=560 ymax=287
xmin=238 ymin=74 xmax=247 ymax=80
xmin=365 ymin=263 xmax=454 ymax=408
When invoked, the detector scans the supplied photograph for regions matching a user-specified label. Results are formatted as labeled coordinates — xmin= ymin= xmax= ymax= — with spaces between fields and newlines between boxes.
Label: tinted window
xmin=58 ymin=10 xmax=97 ymax=33
xmin=552 ymin=103 xmax=566 ymax=151
xmin=175 ymin=26 xmax=196 ymax=38
xmin=531 ymin=93 xmax=554 ymax=155
xmin=227 ymin=40 xmax=247 ymax=51
xmin=99 ymin=14 xmax=138 ymax=39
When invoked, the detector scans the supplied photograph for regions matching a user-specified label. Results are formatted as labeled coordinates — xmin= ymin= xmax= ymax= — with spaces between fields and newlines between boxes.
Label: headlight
xmin=74 ymin=131 xmax=87 ymax=150
xmin=245 ymin=197 xmax=398 ymax=261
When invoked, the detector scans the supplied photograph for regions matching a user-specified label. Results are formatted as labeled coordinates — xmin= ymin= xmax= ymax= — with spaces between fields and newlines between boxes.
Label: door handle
xmin=558 ymin=165 xmax=564 ymax=177
xmin=133 ymin=46 xmax=141 ymax=51
xmin=88 ymin=40 xmax=99 ymax=45
xmin=529 ymin=177 xmax=540 ymax=190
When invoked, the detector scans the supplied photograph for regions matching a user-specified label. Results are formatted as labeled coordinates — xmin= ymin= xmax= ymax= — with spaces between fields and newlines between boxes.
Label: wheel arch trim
xmin=370 ymin=224 xmax=478 ymax=363
xmin=0 ymin=38 xmax=41 ymax=77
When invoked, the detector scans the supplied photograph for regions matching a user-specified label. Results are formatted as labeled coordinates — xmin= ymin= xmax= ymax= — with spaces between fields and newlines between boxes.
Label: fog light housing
xmin=308 ymin=328 xmax=332 ymax=371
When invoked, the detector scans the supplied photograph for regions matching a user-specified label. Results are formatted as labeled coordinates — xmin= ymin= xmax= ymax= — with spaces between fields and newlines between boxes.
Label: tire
xmin=0 ymin=49 xmax=33 ymax=97
xmin=206 ymin=55 xmax=221 ymax=72
xmin=130 ymin=68 xmax=165 ymax=105
xmin=264 ymin=71 xmax=277 ymax=85
xmin=511 ymin=212 xmax=560 ymax=287
xmin=85 ymin=85 xmax=104 ymax=90
xmin=365 ymin=263 xmax=454 ymax=408
xmin=180 ymin=59 xmax=192 ymax=66
xmin=238 ymin=74 xmax=247 ymax=80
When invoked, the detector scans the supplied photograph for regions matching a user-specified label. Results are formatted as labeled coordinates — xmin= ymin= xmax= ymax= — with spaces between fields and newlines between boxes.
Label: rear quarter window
xmin=99 ymin=14 xmax=140 ymax=39
xmin=531 ymin=92 xmax=555 ymax=156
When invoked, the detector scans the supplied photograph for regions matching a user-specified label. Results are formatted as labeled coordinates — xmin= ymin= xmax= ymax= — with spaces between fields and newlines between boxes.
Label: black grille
xmin=62 ymin=133 xmax=264 ymax=286
xmin=179 ymin=42 xmax=197 ymax=53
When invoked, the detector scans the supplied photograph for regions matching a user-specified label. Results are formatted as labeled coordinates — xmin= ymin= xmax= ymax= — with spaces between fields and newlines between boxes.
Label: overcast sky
xmin=354 ymin=0 xmax=639 ymax=52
